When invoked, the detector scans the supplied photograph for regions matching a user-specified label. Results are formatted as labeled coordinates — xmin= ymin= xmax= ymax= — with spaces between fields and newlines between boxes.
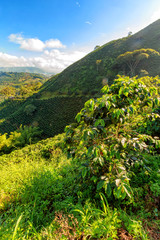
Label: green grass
xmin=0 ymin=132 xmax=159 ymax=239
xmin=0 ymin=134 xmax=79 ymax=239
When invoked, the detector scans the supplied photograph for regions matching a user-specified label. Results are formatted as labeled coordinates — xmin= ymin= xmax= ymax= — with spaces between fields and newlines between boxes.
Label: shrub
xmin=24 ymin=104 xmax=36 ymax=115
xmin=0 ymin=125 xmax=42 ymax=154
xmin=64 ymin=76 xmax=160 ymax=204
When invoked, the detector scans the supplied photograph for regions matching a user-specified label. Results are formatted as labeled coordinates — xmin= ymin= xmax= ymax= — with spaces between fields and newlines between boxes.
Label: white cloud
xmin=45 ymin=39 xmax=66 ymax=49
xmin=0 ymin=49 xmax=87 ymax=73
xmin=85 ymin=21 xmax=92 ymax=25
xmin=0 ymin=52 xmax=30 ymax=67
xmin=8 ymin=34 xmax=65 ymax=52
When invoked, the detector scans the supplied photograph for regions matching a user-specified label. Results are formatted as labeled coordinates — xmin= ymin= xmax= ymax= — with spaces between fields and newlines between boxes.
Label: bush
xmin=24 ymin=104 xmax=36 ymax=115
xmin=64 ymin=76 xmax=160 ymax=204
xmin=0 ymin=125 xmax=42 ymax=154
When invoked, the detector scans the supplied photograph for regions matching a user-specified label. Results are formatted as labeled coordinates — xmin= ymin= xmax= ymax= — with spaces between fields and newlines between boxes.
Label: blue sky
xmin=0 ymin=0 xmax=160 ymax=73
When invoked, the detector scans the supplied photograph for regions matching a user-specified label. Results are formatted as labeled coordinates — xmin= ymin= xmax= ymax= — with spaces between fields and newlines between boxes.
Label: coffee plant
xmin=64 ymin=76 xmax=160 ymax=202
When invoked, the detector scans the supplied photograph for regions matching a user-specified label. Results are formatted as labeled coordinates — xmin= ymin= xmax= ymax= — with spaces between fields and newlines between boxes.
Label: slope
xmin=0 ymin=76 xmax=159 ymax=239
xmin=0 ymin=19 xmax=160 ymax=137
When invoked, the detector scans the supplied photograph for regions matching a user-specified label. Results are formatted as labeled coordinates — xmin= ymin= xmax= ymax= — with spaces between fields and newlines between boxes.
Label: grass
xmin=0 ymin=134 xmax=78 ymax=239
xmin=0 ymin=132 xmax=159 ymax=239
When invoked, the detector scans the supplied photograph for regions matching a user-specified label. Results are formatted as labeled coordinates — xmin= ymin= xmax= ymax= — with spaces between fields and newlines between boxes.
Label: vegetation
xmin=0 ymin=96 xmax=90 ymax=136
xmin=0 ymin=76 xmax=159 ymax=239
xmin=0 ymin=72 xmax=47 ymax=102
xmin=0 ymin=125 xmax=42 ymax=155
xmin=115 ymin=48 xmax=160 ymax=76
xmin=1 ymin=20 xmax=160 ymax=137
xmin=0 ymin=67 xmax=51 ymax=75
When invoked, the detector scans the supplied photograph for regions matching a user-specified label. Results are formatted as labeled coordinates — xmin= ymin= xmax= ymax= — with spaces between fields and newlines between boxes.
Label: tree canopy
xmin=116 ymin=48 xmax=160 ymax=76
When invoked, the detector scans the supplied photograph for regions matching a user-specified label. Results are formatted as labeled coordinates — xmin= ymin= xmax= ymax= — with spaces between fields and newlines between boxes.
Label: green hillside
xmin=0 ymin=76 xmax=159 ymax=239
xmin=1 ymin=20 xmax=160 ymax=136
xmin=0 ymin=67 xmax=53 ymax=75
xmin=0 ymin=72 xmax=46 ymax=85
xmin=0 ymin=72 xmax=48 ymax=102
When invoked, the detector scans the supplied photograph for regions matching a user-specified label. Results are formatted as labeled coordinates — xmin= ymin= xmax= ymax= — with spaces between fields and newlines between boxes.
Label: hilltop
xmin=0 ymin=19 xmax=160 ymax=136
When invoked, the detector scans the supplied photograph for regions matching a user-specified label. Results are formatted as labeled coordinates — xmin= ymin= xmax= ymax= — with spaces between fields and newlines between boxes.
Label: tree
xmin=94 ymin=45 xmax=100 ymax=50
xmin=116 ymin=48 xmax=160 ymax=76
xmin=24 ymin=104 xmax=36 ymax=116
xmin=64 ymin=76 xmax=160 ymax=202
xmin=0 ymin=86 xmax=16 ymax=98
xmin=96 ymin=59 xmax=102 ymax=72
xmin=127 ymin=31 xmax=132 ymax=37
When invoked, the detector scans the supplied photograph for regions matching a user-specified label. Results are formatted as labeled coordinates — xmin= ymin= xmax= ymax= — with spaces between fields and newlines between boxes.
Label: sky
xmin=0 ymin=0 xmax=160 ymax=73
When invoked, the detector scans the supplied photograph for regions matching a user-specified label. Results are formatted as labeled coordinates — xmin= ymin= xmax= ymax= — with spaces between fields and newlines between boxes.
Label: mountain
xmin=0 ymin=67 xmax=53 ymax=76
xmin=0 ymin=72 xmax=47 ymax=85
xmin=0 ymin=19 xmax=160 ymax=136
xmin=0 ymin=72 xmax=48 ymax=102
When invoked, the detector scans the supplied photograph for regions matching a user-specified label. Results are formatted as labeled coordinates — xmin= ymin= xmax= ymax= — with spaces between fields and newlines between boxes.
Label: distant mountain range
xmin=0 ymin=67 xmax=54 ymax=76
xmin=0 ymin=19 xmax=160 ymax=136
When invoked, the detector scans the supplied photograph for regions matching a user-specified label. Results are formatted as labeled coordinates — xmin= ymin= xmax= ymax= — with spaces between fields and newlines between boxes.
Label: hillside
xmin=0 ymin=19 xmax=160 ymax=136
xmin=0 ymin=72 xmax=47 ymax=86
xmin=0 ymin=72 xmax=48 ymax=102
xmin=0 ymin=67 xmax=53 ymax=75
xmin=0 ymin=76 xmax=159 ymax=239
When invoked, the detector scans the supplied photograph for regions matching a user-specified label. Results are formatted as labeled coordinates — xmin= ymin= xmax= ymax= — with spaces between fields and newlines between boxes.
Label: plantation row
xmin=0 ymin=96 xmax=90 ymax=136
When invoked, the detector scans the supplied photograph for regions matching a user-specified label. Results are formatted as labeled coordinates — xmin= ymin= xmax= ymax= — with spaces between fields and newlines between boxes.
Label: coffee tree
xmin=64 ymin=76 xmax=160 ymax=202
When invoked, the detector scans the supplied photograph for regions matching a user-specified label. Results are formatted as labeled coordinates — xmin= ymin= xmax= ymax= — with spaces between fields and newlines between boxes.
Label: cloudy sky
xmin=0 ymin=0 xmax=160 ymax=73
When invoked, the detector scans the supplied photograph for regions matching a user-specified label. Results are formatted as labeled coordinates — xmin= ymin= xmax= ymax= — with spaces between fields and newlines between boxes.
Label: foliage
xmin=1 ymin=22 xmax=160 ymax=137
xmin=94 ymin=45 xmax=101 ymax=50
xmin=24 ymin=104 xmax=37 ymax=115
xmin=128 ymin=31 xmax=132 ymax=37
xmin=0 ymin=125 xmax=42 ymax=154
xmin=0 ymin=71 xmax=47 ymax=102
xmin=0 ymin=96 xmax=90 ymax=137
xmin=0 ymin=135 xmax=79 ymax=239
xmin=116 ymin=48 xmax=160 ymax=76
xmin=0 ymin=21 xmax=160 ymax=238
xmin=64 ymin=76 xmax=160 ymax=203
xmin=0 ymin=86 xmax=16 ymax=97
xmin=0 ymin=132 xmax=159 ymax=239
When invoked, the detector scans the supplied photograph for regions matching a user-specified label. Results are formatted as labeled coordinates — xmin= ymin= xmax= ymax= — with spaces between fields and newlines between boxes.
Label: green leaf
xmin=76 ymin=113 xmax=81 ymax=123
xmin=155 ymin=98 xmax=159 ymax=106
xmin=97 ymin=180 xmax=104 ymax=191
xmin=91 ymin=176 xmax=98 ymax=183
xmin=101 ymin=85 xmax=109 ymax=94
xmin=129 ymin=107 xmax=133 ymax=113
xmin=121 ymin=190 xmax=126 ymax=199
xmin=105 ymin=182 xmax=112 ymax=197
xmin=94 ymin=119 xmax=105 ymax=127
xmin=114 ymin=186 xmax=122 ymax=199
xmin=82 ymin=168 xmax=88 ymax=179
